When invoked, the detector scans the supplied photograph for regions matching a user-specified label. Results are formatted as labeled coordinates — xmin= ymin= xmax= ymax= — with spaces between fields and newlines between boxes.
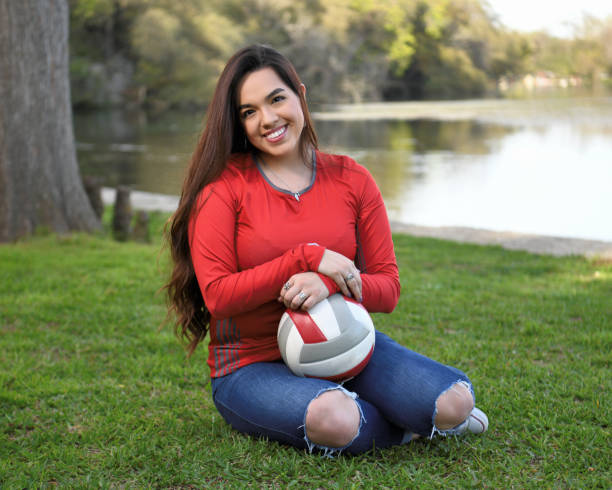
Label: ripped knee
xmin=304 ymin=387 xmax=362 ymax=453
xmin=433 ymin=380 xmax=474 ymax=431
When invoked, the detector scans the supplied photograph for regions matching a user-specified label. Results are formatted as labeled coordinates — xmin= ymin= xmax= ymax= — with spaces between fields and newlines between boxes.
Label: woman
xmin=166 ymin=44 xmax=488 ymax=456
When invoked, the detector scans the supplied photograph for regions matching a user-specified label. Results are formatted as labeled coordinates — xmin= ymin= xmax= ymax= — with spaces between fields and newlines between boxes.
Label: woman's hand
xmin=279 ymin=272 xmax=330 ymax=311
xmin=317 ymin=249 xmax=362 ymax=302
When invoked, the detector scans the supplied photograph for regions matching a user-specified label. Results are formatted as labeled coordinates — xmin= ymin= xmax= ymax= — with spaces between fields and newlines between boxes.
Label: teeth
xmin=267 ymin=126 xmax=285 ymax=139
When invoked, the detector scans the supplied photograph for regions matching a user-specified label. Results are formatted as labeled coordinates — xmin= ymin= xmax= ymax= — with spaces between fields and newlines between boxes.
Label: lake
xmin=74 ymin=97 xmax=612 ymax=241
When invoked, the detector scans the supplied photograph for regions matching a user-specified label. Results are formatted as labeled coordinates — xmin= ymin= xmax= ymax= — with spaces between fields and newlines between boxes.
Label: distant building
xmin=498 ymin=72 xmax=583 ymax=92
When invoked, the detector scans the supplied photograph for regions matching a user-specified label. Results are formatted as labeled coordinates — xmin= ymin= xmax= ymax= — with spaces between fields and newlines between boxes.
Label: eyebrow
xmin=238 ymin=87 xmax=286 ymax=110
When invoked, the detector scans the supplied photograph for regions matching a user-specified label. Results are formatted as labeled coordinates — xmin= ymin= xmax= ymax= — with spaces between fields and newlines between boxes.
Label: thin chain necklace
xmin=260 ymin=157 xmax=310 ymax=202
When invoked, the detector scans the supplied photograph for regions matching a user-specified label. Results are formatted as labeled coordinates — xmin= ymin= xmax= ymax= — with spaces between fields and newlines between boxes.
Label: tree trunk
xmin=0 ymin=0 xmax=101 ymax=241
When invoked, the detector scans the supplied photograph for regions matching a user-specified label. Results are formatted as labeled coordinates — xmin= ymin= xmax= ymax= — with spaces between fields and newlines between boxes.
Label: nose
xmin=260 ymin=105 xmax=279 ymax=128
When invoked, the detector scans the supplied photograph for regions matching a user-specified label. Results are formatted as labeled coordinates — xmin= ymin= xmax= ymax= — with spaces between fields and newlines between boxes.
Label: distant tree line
xmin=69 ymin=0 xmax=612 ymax=111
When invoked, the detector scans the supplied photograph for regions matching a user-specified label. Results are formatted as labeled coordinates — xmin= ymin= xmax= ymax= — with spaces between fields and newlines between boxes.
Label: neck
xmin=258 ymin=148 xmax=314 ymax=196
xmin=259 ymin=146 xmax=311 ymax=170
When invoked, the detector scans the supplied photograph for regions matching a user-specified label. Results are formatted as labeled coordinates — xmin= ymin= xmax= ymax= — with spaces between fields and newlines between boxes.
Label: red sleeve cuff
xmin=317 ymin=273 xmax=339 ymax=296
xmin=302 ymin=243 xmax=326 ymax=271
xmin=301 ymin=244 xmax=339 ymax=296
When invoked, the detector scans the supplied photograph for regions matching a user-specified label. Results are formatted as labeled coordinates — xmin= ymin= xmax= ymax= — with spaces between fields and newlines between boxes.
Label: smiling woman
xmin=164 ymin=44 xmax=489 ymax=456
xmin=238 ymin=78 xmax=305 ymax=157
xmin=238 ymin=68 xmax=311 ymax=196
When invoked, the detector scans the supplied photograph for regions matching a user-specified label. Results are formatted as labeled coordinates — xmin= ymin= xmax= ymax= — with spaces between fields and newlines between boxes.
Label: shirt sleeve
xmin=189 ymin=180 xmax=326 ymax=319
xmin=354 ymin=168 xmax=401 ymax=313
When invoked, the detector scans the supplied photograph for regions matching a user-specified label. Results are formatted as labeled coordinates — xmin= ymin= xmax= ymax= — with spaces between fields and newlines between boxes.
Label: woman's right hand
xmin=317 ymin=249 xmax=362 ymax=302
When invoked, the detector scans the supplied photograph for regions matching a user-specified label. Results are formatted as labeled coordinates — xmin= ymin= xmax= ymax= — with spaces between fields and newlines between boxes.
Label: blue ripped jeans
xmin=210 ymin=331 xmax=474 ymax=455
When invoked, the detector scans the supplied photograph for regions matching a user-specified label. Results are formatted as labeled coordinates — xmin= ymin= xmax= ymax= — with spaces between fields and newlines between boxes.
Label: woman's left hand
xmin=279 ymin=272 xmax=330 ymax=311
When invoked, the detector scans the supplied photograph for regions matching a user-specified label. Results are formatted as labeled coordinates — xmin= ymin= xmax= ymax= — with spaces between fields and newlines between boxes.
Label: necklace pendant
xmin=294 ymin=192 xmax=300 ymax=202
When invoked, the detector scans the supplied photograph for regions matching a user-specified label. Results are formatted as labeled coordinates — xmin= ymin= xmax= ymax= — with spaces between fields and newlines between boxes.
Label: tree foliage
xmin=68 ymin=0 xmax=612 ymax=109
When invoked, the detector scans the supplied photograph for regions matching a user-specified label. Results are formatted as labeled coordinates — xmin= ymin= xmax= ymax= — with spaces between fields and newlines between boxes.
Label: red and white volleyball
xmin=277 ymin=294 xmax=375 ymax=381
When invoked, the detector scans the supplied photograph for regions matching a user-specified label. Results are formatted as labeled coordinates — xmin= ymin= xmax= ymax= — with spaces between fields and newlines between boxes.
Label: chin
xmin=262 ymin=142 xmax=301 ymax=159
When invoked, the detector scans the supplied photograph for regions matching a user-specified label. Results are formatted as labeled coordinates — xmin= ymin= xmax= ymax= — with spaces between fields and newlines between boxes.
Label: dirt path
xmin=390 ymin=222 xmax=612 ymax=258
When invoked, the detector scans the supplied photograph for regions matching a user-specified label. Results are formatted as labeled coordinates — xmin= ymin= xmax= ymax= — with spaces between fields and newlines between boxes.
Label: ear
xmin=299 ymin=83 xmax=306 ymax=96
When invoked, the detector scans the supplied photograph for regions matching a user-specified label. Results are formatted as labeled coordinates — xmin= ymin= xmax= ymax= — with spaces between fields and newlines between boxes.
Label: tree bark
xmin=0 ymin=0 xmax=101 ymax=241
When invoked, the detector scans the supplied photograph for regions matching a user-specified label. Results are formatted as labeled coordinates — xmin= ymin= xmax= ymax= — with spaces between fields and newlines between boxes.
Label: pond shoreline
xmin=102 ymin=187 xmax=612 ymax=259
xmin=312 ymin=97 xmax=612 ymax=125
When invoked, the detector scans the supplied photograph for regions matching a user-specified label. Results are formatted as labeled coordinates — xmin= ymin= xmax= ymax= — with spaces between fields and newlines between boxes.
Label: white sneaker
xmin=465 ymin=407 xmax=488 ymax=434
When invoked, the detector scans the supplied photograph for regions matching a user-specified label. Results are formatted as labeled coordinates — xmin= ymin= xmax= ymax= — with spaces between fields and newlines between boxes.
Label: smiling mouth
xmin=264 ymin=125 xmax=287 ymax=142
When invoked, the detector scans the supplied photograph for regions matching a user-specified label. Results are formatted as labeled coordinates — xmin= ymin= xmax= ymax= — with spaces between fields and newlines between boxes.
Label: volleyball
xmin=277 ymin=294 xmax=375 ymax=381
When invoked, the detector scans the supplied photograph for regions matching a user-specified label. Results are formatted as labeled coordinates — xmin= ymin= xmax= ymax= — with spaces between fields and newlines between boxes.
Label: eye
xmin=241 ymin=109 xmax=254 ymax=119
xmin=271 ymin=94 xmax=286 ymax=104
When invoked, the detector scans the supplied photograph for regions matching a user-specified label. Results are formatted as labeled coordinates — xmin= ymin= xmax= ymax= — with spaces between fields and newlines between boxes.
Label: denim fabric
xmin=210 ymin=331 xmax=473 ymax=455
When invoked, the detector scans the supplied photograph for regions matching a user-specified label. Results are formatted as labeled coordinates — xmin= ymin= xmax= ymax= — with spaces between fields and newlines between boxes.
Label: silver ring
xmin=298 ymin=292 xmax=307 ymax=301
xmin=283 ymin=281 xmax=292 ymax=291
xmin=345 ymin=272 xmax=355 ymax=281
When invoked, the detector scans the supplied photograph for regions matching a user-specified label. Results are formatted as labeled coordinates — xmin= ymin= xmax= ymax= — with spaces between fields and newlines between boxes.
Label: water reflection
xmin=316 ymin=119 xmax=517 ymax=221
xmin=74 ymin=111 xmax=200 ymax=195
xmin=74 ymin=99 xmax=612 ymax=241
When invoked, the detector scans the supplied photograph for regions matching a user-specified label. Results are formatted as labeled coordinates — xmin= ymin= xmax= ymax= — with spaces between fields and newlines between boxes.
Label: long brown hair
xmin=165 ymin=44 xmax=319 ymax=355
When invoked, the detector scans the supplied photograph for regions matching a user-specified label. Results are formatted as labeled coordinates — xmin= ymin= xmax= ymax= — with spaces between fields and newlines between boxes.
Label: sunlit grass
xmin=0 ymin=213 xmax=610 ymax=487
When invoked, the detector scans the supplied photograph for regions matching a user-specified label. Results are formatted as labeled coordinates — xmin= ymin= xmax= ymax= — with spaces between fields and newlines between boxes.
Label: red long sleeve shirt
xmin=189 ymin=150 xmax=400 ymax=377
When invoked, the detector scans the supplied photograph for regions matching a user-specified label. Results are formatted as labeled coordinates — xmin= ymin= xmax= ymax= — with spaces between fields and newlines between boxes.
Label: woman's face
xmin=237 ymin=67 xmax=305 ymax=164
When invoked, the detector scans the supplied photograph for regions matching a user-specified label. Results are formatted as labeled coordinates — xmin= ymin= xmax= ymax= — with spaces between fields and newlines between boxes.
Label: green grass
xmin=1 ymin=213 xmax=610 ymax=488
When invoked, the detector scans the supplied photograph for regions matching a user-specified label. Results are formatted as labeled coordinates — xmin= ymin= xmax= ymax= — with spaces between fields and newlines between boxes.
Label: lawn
xmin=0 ymin=213 xmax=610 ymax=488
